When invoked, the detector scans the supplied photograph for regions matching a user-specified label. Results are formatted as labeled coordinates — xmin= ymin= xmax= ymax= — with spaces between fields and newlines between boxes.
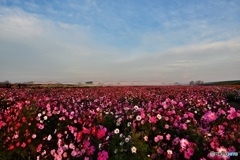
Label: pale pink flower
xmin=165 ymin=124 xmax=169 ymax=129
xmin=166 ymin=134 xmax=171 ymax=140
xmin=32 ymin=134 xmax=37 ymax=139
xmin=144 ymin=136 xmax=148 ymax=142
xmin=180 ymin=138 xmax=189 ymax=150
xmin=182 ymin=123 xmax=188 ymax=130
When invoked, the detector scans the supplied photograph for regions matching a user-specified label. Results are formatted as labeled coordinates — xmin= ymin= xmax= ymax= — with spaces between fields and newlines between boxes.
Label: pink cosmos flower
xmin=140 ymin=110 xmax=146 ymax=119
xmin=182 ymin=123 xmax=188 ymax=130
xmin=87 ymin=146 xmax=95 ymax=156
xmin=149 ymin=116 xmax=157 ymax=124
xmin=180 ymin=138 xmax=189 ymax=150
xmin=210 ymin=137 xmax=219 ymax=150
xmin=186 ymin=147 xmax=194 ymax=156
xmin=16 ymin=142 xmax=20 ymax=147
xmin=35 ymin=122 xmax=42 ymax=129
xmin=216 ymin=146 xmax=229 ymax=160
xmin=54 ymin=154 xmax=62 ymax=160
xmin=166 ymin=134 xmax=171 ymax=140
xmin=157 ymin=147 xmax=163 ymax=154
xmin=57 ymin=133 xmax=62 ymax=138
xmin=183 ymin=114 xmax=188 ymax=119
xmin=0 ymin=121 xmax=6 ymax=129
xmin=8 ymin=145 xmax=15 ymax=150
xmin=83 ymin=140 xmax=90 ymax=149
xmin=68 ymin=125 xmax=77 ymax=134
xmin=97 ymin=150 xmax=108 ymax=160
xmin=69 ymin=143 xmax=75 ymax=150
xmin=188 ymin=112 xmax=194 ymax=119
xmin=57 ymin=147 xmax=64 ymax=155
xmin=184 ymin=150 xmax=191 ymax=159
xmin=63 ymin=152 xmax=67 ymax=158
xmin=179 ymin=102 xmax=184 ymax=107
xmin=154 ymin=135 xmax=161 ymax=143
xmin=37 ymin=144 xmax=42 ymax=152
xmin=228 ymin=146 xmax=236 ymax=152
xmin=50 ymin=149 xmax=56 ymax=156
xmin=201 ymin=111 xmax=218 ymax=123
xmin=82 ymin=127 xmax=90 ymax=134
xmin=21 ymin=142 xmax=26 ymax=148
xmin=71 ymin=150 xmax=77 ymax=157
xmin=32 ymin=134 xmax=37 ymax=139
xmin=227 ymin=107 xmax=238 ymax=120
xmin=97 ymin=127 xmax=107 ymax=139
xmin=162 ymin=101 xmax=168 ymax=109
xmin=173 ymin=122 xmax=179 ymax=127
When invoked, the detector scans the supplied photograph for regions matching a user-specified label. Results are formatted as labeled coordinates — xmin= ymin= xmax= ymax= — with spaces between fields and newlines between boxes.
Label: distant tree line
xmin=0 ymin=81 xmax=11 ymax=88
xmin=189 ymin=80 xmax=204 ymax=86
xmin=0 ymin=81 xmax=30 ymax=88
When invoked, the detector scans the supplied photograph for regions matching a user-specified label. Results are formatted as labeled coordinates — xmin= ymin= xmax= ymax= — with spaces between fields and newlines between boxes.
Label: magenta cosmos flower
xmin=97 ymin=127 xmax=107 ymax=139
xmin=201 ymin=111 xmax=218 ymax=123
xmin=97 ymin=150 xmax=108 ymax=160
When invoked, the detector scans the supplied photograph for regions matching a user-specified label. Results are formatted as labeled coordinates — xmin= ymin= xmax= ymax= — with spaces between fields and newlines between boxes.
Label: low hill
xmin=203 ymin=80 xmax=240 ymax=86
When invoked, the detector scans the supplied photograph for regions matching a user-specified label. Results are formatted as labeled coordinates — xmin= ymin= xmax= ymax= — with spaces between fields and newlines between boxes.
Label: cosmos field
xmin=0 ymin=86 xmax=239 ymax=160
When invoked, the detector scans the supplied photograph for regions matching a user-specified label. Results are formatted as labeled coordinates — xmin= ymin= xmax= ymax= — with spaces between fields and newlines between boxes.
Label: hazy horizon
xmin=1 ymin=0 xmax=240 ymax=83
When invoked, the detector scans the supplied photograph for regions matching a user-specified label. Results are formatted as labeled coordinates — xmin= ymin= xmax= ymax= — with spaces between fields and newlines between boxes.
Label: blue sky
xmin=0 ymin=0 xmax=240 ymax=84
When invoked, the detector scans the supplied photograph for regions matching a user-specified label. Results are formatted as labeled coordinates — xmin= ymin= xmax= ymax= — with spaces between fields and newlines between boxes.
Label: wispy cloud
xmin=0 ymin=0 xmax=240 ymax=83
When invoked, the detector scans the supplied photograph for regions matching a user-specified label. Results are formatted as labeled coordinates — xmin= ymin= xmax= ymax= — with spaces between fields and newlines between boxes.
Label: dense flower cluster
xmin=0 ymin=86 xmax=239 ymax=159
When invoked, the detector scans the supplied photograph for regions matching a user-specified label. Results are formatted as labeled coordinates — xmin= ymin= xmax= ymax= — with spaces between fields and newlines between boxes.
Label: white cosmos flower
xmin=144 ymin=136 xmax=148 ymax=141
xmin=125 ymin=137 xmax=130 ymax=142
xmin=43 ymin=116 xmax=48 ymax=120
xmin=157 ymin=114 xmax=162 ymax=120
xmin=38 ymin=113 xmax=42 ymax=117
xmin=134 ymin=105 xmax=139 ymax=110
xmin=116 ymin=121 xmax=121 ymax=126
xmin=114 ymin=128 xmax=120 ymax=134
xmin=136 ymin=115 xmax=142 ymax=121
xmin=47 ymin=134 xmax=52 ymax=141
xmin=167 ymin=149 xmax=173 ymax=155
xmin=131 ymin=146 xmax=137 ymax=153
